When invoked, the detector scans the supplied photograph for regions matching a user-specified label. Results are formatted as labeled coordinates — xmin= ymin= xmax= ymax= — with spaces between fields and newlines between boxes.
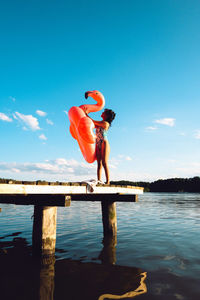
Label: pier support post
xmin=32 ymin=206 xmax=57 ymax=257
xmin=101 ymin=200 xmax=117 ymax=237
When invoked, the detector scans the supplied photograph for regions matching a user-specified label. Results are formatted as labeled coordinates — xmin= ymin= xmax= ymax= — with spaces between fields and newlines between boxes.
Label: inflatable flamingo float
xmin=68 ymin=90 xmax=105 ymax=163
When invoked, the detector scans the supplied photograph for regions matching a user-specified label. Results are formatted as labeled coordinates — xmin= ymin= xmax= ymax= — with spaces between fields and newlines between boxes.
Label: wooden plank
xmin=0 ymin=180 xmax=144 ymax=190
xmin=0 ymin=183 xmax=143 ymax=195
xmin=0 ymin=184 xmax=86 ymax=194
xmin=0 ymin=194 xmax=71 ymax=207
xmin=70 ymin=193 xmax=138 ymax=202
xmin=0 ymin=193 xmax=137 ymax=205
xmin=36 ymin=181 xmax=49 ymax=185
xmin=91 ymin=186 xmax=143 ymax=194
xmin=59 ymin=182 xmax=71 ymax=186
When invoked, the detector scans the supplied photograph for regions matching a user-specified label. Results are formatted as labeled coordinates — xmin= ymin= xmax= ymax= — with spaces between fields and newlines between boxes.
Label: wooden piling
xmin=32 ymin=206 xmax=57 ymax=257
xmin=101 ymin=200 xmax=117 ymax=237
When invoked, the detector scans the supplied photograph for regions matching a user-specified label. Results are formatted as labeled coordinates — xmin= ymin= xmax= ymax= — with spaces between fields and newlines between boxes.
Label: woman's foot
xmin=97 ymin=180 xmax=105 ymax=185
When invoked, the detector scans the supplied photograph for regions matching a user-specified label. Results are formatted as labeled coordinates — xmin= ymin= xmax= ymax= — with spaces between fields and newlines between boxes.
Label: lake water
xmin=0 ymin=193 xmax=200 ymax=299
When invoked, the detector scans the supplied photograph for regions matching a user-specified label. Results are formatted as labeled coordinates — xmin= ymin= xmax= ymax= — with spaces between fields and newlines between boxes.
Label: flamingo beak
xmin=85 ymin=91 xmax=92 ymax=99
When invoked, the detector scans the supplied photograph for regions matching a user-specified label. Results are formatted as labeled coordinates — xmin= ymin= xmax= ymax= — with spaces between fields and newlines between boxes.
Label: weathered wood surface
xmin=0 ymin=194 xmax=71 ymax=206
xmin=101 ymin=201 xmax=117 ymax=237
xmin=0 ymin=182 xmax=144 ymax=195
xmin=0 ymin=193 xmax=138 ymax=206
xmin=70 ymin=193 xmax=138 ymax=202
xmin=32 ymin=206 xmax=57 ymax=256
xmin=0 ymin=181 xmax=143 ymax=205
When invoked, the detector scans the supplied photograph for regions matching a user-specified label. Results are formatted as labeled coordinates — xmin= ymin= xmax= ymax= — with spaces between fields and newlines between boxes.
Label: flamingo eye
xmin=96 ymin=92 xmax=98 ymax=94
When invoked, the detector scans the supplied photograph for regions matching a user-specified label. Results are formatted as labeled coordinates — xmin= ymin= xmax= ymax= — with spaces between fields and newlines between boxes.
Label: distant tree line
xmin=110 ymin=176 xmax=200 ymax=192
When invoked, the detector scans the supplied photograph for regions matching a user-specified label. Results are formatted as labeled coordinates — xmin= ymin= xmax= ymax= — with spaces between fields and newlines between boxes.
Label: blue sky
xmin=1 ymin=0 xmax=200 ymax=182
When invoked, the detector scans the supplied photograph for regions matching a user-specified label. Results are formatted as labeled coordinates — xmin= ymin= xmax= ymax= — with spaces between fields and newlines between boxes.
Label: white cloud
xmin=146 ymin=126 xmax=157 ymax=131
xmin=0 ymin=112 xmax=12 ymax=122
xmin=39 ymin=134 xmax=47 ymax=141
xmin=55 ymin=158 xmax=79 ymax=166
xmin=155 ymin=118 xmax=175 ymax=127
xmin=110 ymin=170 xmax=158 ymax=182
xmin=1 ymin=157 xmax=200 ymax=182
xmin=194 ymin=130 xmax=200 ymax=139
xmin=36 ymin=110 xmax=47 ymax=117
xmin=55 ymin=158 xmax=68 ymax=165
xmin=167 ymin=159 xmax=176 ymax=163
xmin=179 ymin=132 xmax=186 ymax=136
xmin=125 ymin=156 xmax=132 ymax=161
xmin=175 ymin=162 xmax=200 ymax=176
xmin=0 ymin=158 xmax=96 ymax=179
xmin=9 ymin=96 xmax=16 ymax=102
xmin=110 ymin=155 xmax=133 ymax=167
xmin=46 ymin=119 xmax=54 ymax=125
xmin=64 ymin=110 xmax=68 ymax=116
xmin=117 ymin=154 xmax=132 ymax=161
xmin=11 ymin=168 xmax=20 ymax=173
xmin=14 ymin=112 xmax=40 ymax=131
xmin=109 ymin=163 xmax=117 ymax=169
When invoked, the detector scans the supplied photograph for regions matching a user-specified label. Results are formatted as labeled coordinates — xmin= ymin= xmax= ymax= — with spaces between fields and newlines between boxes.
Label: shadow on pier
xmin=0 ymin=233 xmax=147 ymax=300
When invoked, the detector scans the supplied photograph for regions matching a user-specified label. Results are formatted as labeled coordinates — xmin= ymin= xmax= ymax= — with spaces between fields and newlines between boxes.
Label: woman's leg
xmin=97 ymin=160 xmax=102 ymax=181
xmin=102 ymin=140 xmax=110 ymax=184
xmin=96 ymin=145 xmax=103 ymax=181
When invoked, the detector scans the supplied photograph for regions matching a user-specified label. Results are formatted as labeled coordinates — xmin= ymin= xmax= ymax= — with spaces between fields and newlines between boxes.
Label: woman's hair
xmin=104 ymin=109 xmax=116 ymax=125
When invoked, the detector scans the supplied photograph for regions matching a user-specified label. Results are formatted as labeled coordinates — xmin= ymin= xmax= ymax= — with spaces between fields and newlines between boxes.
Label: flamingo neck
xmin=84 ymin=103 xmax=104 ymax=113
xmin=80 ymin=98 xmax=105 ymax=113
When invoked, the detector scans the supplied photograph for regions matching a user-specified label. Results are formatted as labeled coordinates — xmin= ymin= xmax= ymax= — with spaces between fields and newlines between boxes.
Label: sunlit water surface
xmin=1 ymin=193 xmax=200 ymax=299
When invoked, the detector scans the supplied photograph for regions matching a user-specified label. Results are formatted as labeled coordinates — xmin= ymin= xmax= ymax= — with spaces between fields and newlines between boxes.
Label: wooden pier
xmin=0 ymin=181 xmax=143 ymax=258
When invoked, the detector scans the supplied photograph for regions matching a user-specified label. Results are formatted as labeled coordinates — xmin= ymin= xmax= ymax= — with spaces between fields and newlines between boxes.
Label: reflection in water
xmin=0 ymin=233 xmax=147 ymax=300
xmin=98 ymin=272 xmax=147 ymax=299
xmin=97 ymin=235 xmax=147 ymax=299
xmin=0 ymin=233 xmax=56 ymax=300
xmin=55 ymin=260 xmax=146 ymax=300
xmin=37 ymin=256 xmax=55 ymax=300
xmin=99 ymin=236 xmax=117 ymax=265
xmin=1 ymin=194 xmax=200 ymax=299
xmin=0 ymin=236 xmax=37 ymax=300
xmin=0 ymin=231 xmax=22 ymax=240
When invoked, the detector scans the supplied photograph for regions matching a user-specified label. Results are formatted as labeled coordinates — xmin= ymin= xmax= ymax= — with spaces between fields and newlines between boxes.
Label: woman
xmin=86 ymin=109 xmax=116 ymax=184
